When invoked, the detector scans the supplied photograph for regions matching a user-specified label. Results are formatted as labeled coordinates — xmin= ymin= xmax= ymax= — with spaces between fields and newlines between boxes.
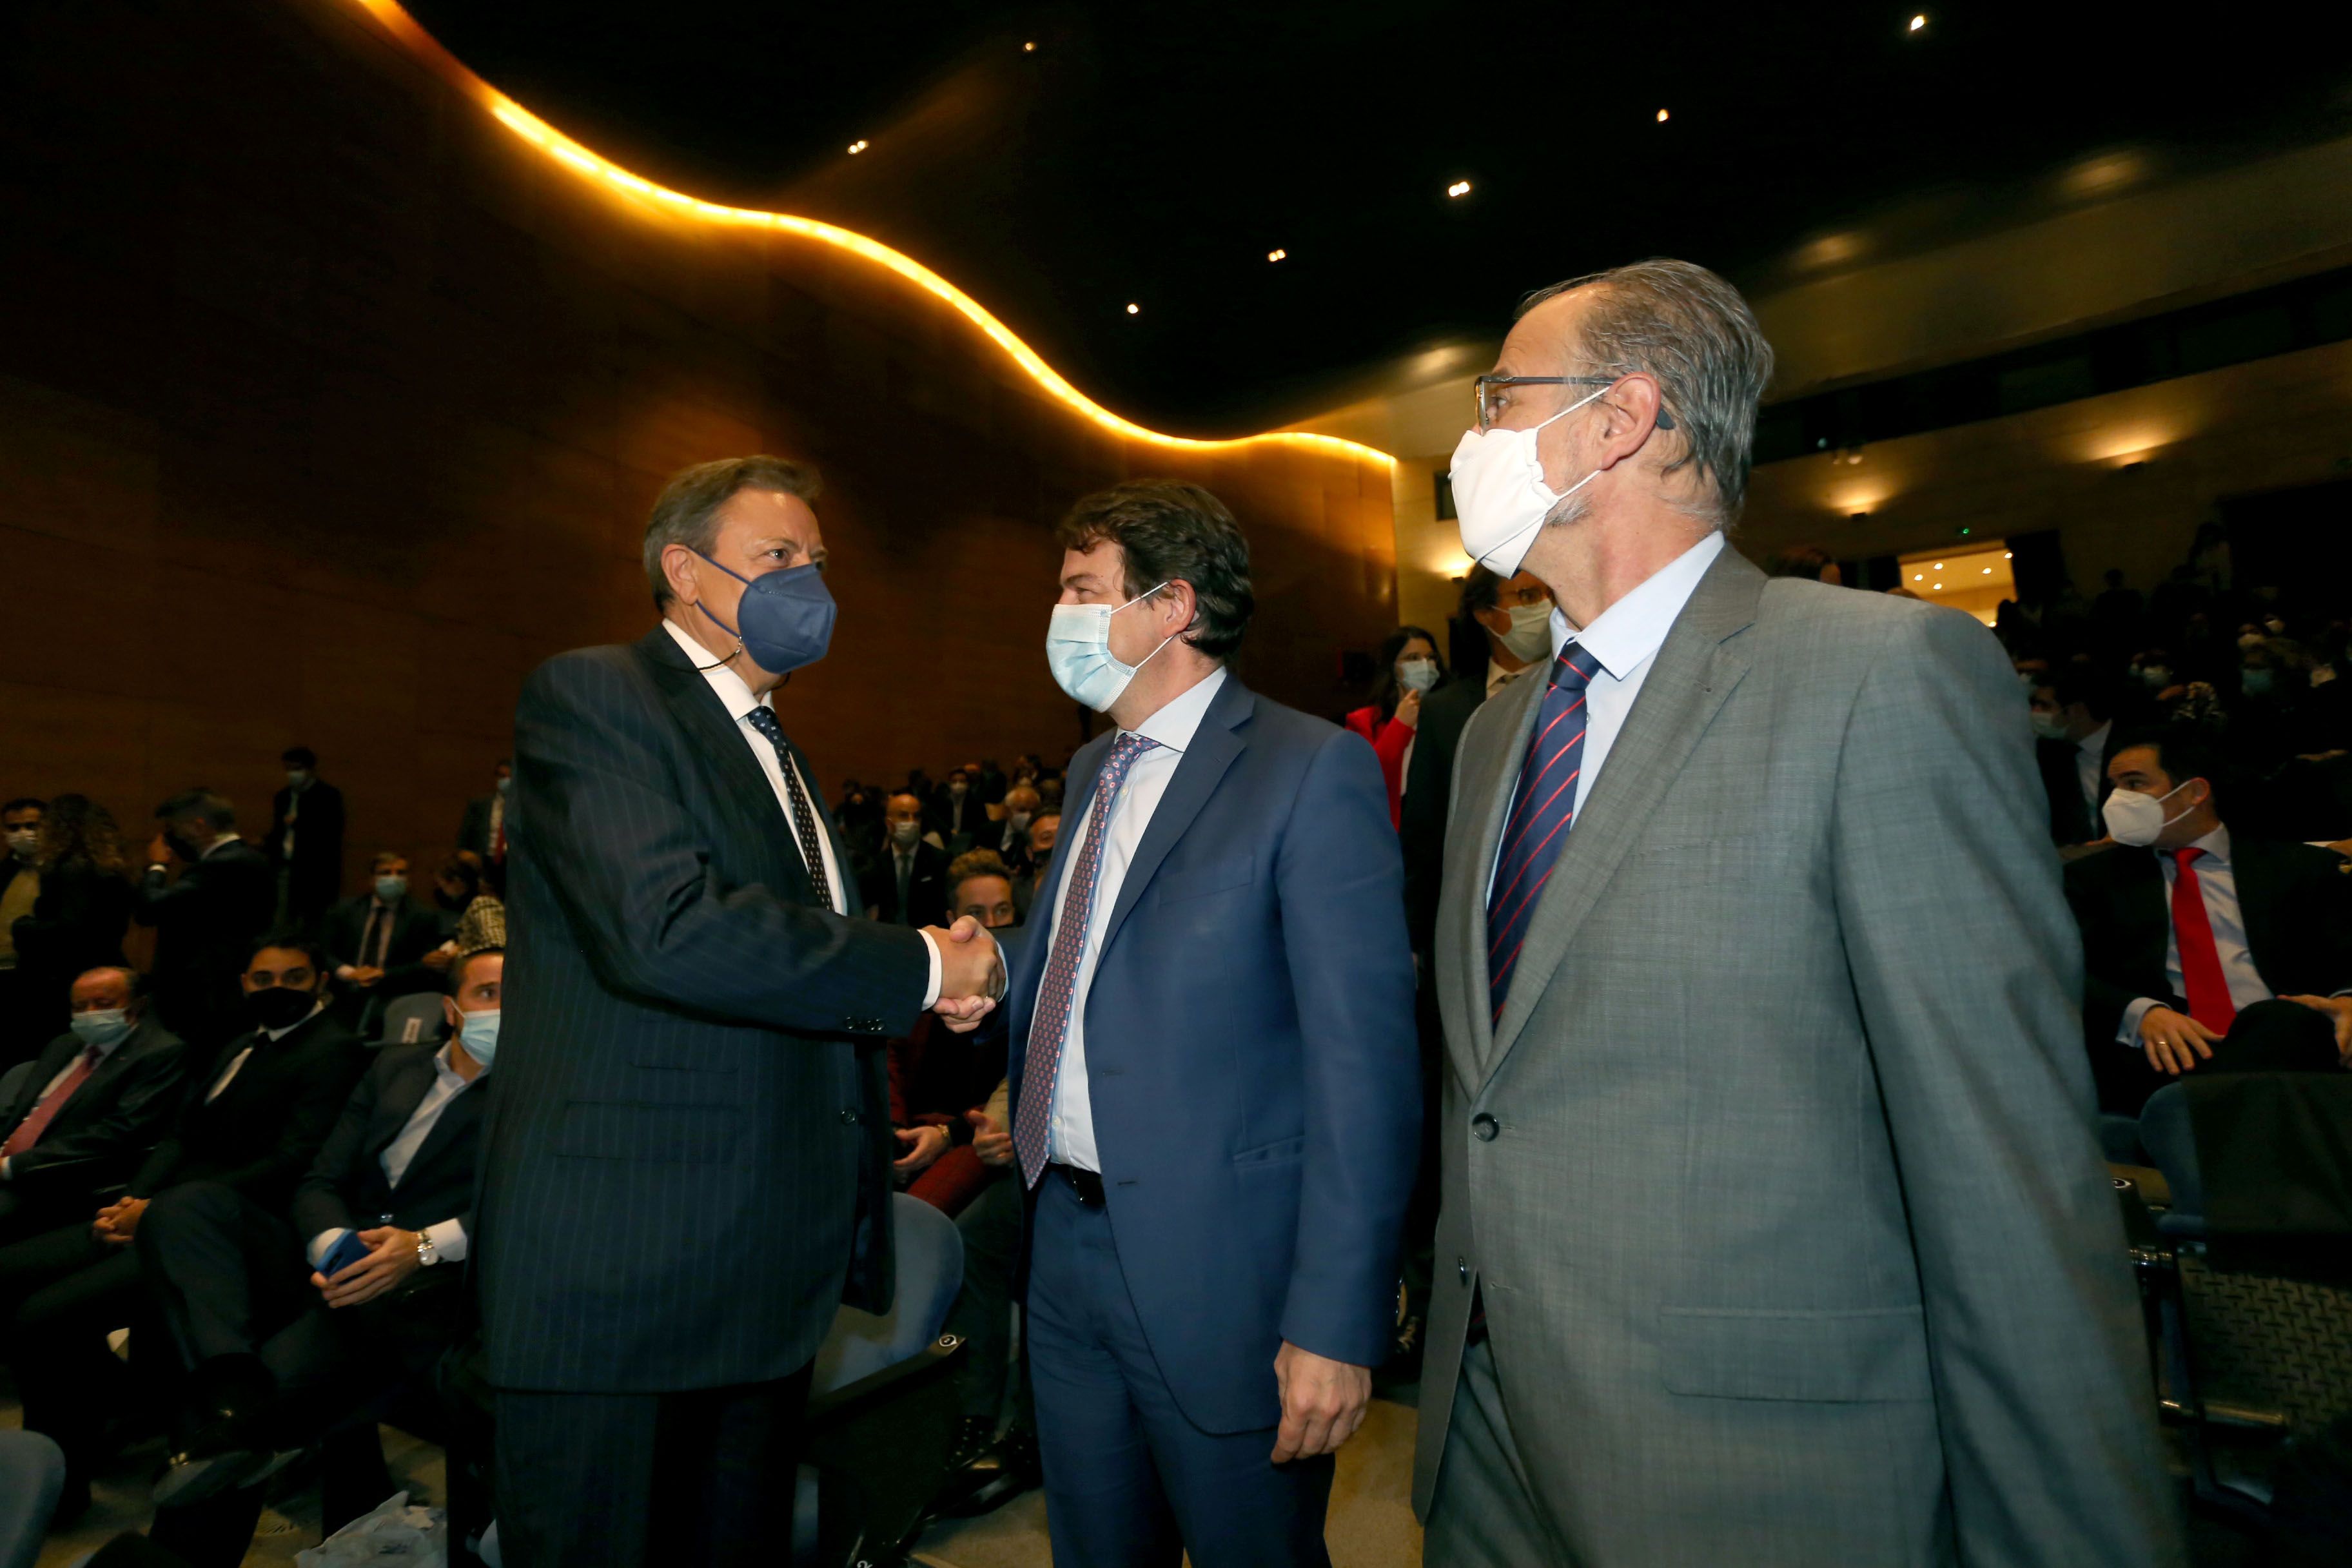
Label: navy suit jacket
xmin=1005 ymin=673 xmax=1420 ymax=1433
xmin=477 ymin=627 xmax=931 ymax=1393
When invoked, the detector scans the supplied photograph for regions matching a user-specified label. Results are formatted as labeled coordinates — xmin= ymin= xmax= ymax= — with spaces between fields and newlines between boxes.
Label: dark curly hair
xmin=1055 ymin=480 xmax=1255 ymax=660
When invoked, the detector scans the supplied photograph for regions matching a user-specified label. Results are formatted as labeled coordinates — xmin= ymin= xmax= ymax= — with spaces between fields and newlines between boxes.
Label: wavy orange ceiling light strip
xmin=346 ymin=0 xmax=1393 ymax=466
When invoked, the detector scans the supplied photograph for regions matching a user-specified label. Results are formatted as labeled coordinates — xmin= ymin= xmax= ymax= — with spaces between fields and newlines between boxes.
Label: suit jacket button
xmin=1458 ymin=1257 xmax=1469 ymax=1285
xmin=839 ymin=1108 xmax=861 ymax=1126
xmin=1471 ymin=1112 xmax=1499 ymax=1142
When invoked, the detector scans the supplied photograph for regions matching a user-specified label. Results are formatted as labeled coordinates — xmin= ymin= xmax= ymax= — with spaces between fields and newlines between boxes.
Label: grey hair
xmin=1516 ymin=259 xmax=1775 ymax=528
xmin=642 ymin=455 xmax=823 ymax=609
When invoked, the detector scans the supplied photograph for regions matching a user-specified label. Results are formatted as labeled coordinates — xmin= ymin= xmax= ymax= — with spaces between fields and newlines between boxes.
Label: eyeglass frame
xmin=1473 ymin=373 xmax=1676 ymax=433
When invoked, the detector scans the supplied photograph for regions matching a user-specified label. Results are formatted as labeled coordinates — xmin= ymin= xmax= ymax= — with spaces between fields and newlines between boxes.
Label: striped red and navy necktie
xmin=1487 ymin=643 xmax=1604 ymax=1022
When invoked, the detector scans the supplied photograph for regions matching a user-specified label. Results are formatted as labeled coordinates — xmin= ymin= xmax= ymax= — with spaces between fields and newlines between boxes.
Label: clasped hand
xmin=311 ymin=1227 xmax=422 ymax=1308
xmin=925 ymin=916 xmax=1006 ymax=1034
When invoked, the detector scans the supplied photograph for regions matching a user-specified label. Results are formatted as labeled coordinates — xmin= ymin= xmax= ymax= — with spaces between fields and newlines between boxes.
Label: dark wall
xmin=0 ymin=0 xmax=1397 ymax=898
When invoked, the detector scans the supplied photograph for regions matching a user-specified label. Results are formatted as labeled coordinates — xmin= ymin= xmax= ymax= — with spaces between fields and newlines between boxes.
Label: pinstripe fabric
xmin=477 ymin=627 xmax=933 ymax=1393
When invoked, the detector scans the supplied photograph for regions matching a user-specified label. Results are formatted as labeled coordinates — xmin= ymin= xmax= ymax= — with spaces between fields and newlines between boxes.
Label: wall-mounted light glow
xmin=342 ymin=0 xmax=1393 ymax=468
xmin=1655 ymin=108 xmax=1669 ymax=122
xmin=1912 ymin=573 xmax=1923 ymax=582
xmin=2003 ymin=551 xmax=2014 ymax=560
xmin=1022 ymin=41 xmax=1036 ymax=52
xmin=1267 ymin=248 xmax=1287 ymax=262
xmin=1125 ymin=302 xmax=1141 ymax=315
xmin=1447 ymin=180 xmax=1472 ymax=197
xmin=1910 ymin=14 xmax=1926 ymax=31
xmin=846 ymin=139 xmax=868 ymax=155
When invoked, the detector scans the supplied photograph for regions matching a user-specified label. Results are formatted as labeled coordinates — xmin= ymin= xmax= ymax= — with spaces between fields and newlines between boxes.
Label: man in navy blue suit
xmin=1002 ymin=480 xmax=1419 ymax=1566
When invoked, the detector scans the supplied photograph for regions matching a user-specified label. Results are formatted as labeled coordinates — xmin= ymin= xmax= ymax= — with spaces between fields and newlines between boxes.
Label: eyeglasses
xmin=1473 ymin=374 xmax=1677 ymax=433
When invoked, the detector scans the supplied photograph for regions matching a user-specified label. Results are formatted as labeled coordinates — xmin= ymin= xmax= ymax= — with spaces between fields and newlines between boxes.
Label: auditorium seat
xmin=0 ymin=1429 xmax=64 ymax=1568
xmin=0 ymin=1063 xmax=34 ymax=1116
xmin=367 ymin=993 xmax=447 ymax=1050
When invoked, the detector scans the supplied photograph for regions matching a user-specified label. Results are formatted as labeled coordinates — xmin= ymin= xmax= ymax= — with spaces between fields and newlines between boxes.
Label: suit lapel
xmin=1097 ymin=678 xmax=1253 ymax=958
xmin=1481 ymin=549 xmax=1764 ymax=1087
xmin=402 ymin=1076 xmax=485 ymax=1189
xmin=2233 ymin=839 xmax=2288 ymax=988
xmin=634 ymin=628 xmax=806 ymax=903
xmin=1444 ymin=671 xmax=1546 ymax=1096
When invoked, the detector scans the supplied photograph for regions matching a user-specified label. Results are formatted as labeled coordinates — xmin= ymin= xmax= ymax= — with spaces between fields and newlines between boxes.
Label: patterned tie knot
xmin=743 ymin=705 xmax=787 ymax=747
xmin=1552 ymin=643 xmax=1604 ymax=692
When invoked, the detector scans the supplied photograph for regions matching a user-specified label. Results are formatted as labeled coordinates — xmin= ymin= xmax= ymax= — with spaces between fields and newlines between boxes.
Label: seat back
xmin=373 ymin=993 xmax=447 ymax=1050
xmin=811 ymin=1194 xmax=964 ymax=1396
xmin=2140 ymin=1083 xmax=2203 ymax=1236
xmin=0 ymin=1430 xmax=64 ymax=1568
xmin=0 ymin=1061 xmax=34 ymax=1116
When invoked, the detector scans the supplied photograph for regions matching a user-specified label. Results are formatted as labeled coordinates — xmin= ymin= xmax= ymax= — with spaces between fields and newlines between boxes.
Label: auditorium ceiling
xmin=402 ymin=1 xmax=2351 ymax=435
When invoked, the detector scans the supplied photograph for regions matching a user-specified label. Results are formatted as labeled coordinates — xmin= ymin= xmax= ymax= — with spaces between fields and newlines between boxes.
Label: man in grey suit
xmin=1415 ymin=260 xmax=2182 ymax=1565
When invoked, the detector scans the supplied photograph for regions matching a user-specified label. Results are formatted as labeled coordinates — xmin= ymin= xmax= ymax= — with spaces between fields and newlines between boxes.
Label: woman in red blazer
xmin=1345 ymin=625 xmax=1444 ymax=829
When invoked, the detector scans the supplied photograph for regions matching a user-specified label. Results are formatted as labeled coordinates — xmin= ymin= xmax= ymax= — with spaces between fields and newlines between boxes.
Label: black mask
xmin=162 ymin=830 xmax=202 ymax=861
xmin=433 ymin=885 xmax=465 ymax=912
xmin=244 ymin=985 xmax=315 ymax=1032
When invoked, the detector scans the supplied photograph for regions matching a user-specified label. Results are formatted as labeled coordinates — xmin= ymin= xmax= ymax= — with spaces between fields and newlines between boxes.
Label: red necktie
xmin=2170 ymin=848 xmax=2238 ymax=1034
xmin=3 ymin=1046 xmax=99 ymax=1158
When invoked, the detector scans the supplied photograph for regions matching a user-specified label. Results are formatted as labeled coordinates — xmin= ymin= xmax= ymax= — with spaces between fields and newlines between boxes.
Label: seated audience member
xmin=928 ymin=767 xmax=982 ymax=854
xmin=0 ymin=798 xmax=46 ymax=1068
xmin=932 ymin=1074 xmax=1038 ymax=1517
xmin=862 ymin=792 xmax=949 ymax=926
xmin=136 ymin=947 xmax=502 ymax=1560
xmin=993 ymin=785 xmax=1043 ymax=876
xmin=2064 ymin=726 xmax=2352 ymax=1114
xmin=976 ymin=758 xmax=1008 ymax=808
xmin=1035 ymin=774 xmax=1064 ymax=814
xmin=1765 ymin=544 xmax=1842 ymax=584
xmin=135 ymin=790 xmax=274 ymax=1052
xmin=1010 ymin=812 xmax=1059 ymax=922
xmin=1345 ymin=627 xmax=1443 ymax=830
xmin=0 ymin=967 xmax=186 ymax=1247
xmin=888 ymin=854 xmax=1015 ymax=1217
xmin=456 ymin=761 xmax=512 ymax=865
xmin=0 ymin=937 xmax=362 ymax=1512
xmin=8 ymin=794 xmax=135 ymax=1067
xmin=420 ymin=852 xmax=505 ymax=975
xmin=321 ymin=852 xmax=444 ymax=1033
xmin=2030 ymin=669 xmax=2119 ymax=848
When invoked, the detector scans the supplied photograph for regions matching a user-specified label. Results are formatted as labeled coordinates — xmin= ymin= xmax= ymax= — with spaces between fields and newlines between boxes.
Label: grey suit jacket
xmin=1413 ymin=548 xmax=2181 ymax=1566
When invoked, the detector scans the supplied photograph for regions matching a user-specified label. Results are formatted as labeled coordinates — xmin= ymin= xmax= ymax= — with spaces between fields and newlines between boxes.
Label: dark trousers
xmin=946 ymin=1170 xmax=1034 ymax=1426
xmin=2099 ymin=996 xmax=2342 ymax=1113
xmin=147 ymin=1425 xmax=397 ymax=1568
xmin=493 ymin=1364 xmax=813 ymax=1568
xmin=0 ymin=1220 xmax=147 ymax=1482
xmin=1026 ymin=1174 xmax=1334 ymax=1568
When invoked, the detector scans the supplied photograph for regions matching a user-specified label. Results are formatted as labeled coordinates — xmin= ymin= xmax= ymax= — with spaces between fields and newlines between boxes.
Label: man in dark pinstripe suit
xmin=477 ymin=456 xmax=1006 ymax=1567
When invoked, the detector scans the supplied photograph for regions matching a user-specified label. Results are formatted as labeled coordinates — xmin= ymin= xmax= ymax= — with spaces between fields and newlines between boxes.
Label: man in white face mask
xmin=1010 ymin=479 xmax=1418 ymax=1565
xmin=1417 ymin=259 xmax=2179 ymax=1567
xmin=2062 ymin=727 xmax=2352 ymax=1111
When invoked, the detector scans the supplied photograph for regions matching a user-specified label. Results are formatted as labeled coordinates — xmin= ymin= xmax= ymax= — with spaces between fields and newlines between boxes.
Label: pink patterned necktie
xmin=1015 ymin=732 xmax=1160 ymax=1187
xmin=3 ymin=1046 xmax=99 ymax=1159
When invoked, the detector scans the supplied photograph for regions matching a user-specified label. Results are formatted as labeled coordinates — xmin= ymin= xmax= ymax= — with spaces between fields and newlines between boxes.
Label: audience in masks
xmin=7 ymin=794 xmax=134 ymax=1068
xmin=320 ymin=852 xmax=446 ymax=1034
xmin=887 ymin=852 xmax=1016 ymax=1217
xmin=266 ymin=749 xmax=345 ymax=936
xmin=1344 ymin=626 xmax=1442 ymax=830
xmin=0 ymin=799 xmax=47 ymax=1069
xmin=456 ymin=761 xmax=512 ymax=867
xmin=863 ymin=791 xmax=950 ymax=926
xmin=134 ymin=792 xmax=274 ymax=1053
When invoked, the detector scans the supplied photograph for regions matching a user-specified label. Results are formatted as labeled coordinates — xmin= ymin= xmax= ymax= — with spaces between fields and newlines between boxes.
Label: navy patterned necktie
xmin=742 ymin=705 xmax=834 ymax=912
xmin=1014 ymin=732 xmax=1160 ymax=1187
xmin=1487 ymin=643 xmax=1605 ymax=1021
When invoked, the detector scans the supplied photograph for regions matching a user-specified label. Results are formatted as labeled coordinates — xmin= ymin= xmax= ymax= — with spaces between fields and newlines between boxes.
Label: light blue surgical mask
xmin=457 ymin=1010 xmax=500 ymax=1070
xmin=69 ymin=1009 xmax=133 ymax=1049
xmin=375 ymin=874 xmax=408 ymax=904
xmin=1397 ymin=657 xmax=1440 ymax=694
xmin=1046 ymin=582 xmax=1175 ymax=712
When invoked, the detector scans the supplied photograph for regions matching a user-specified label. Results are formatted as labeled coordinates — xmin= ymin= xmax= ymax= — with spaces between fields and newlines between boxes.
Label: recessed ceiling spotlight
xmin=1981 ymin=567 xmax=1992 ymax=574
xmin=1909 ymin=13 xmax=1926 ymax=30
xmin=847 ymin=139 xmax=868 ymax=154
xmin=1267 ymin=248 xmax=1287 ymax=262
xmin=1022 ymin=41 xmax=1036 ymax=52
xmin=1932 ymin=562 xmax=1944 ymax=570
xmin=1125 ymin=302 xmax=1140 ymax=315
xmin=1655 ymin=108 xmax=1669 ymax=122
xmin=1447 ymin=180 xmax=1471 ymax=198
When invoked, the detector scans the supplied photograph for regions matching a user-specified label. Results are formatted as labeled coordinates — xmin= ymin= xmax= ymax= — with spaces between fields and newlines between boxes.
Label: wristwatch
xmin=415 ymin=1233 xmax=438 ymax=1268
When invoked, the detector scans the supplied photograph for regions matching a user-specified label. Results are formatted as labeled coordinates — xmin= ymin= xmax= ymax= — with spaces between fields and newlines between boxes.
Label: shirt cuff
xmin=917 ymin=930 xmax=943 ymax=1010
xmin=1 ymin=1157 xmax=14 ymax=1181
xmin=2119 ymin=996 xmax=2162 ymax=1048
xmin=307 ymin=1228 xmax=349 ymax=1269
xmin=423 ymin=1219 xmax=467 ymax=1262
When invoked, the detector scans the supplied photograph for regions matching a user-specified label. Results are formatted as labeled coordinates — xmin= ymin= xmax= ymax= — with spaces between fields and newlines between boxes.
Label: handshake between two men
xmin=926 ymin=914 xmax=1007 ymax=1032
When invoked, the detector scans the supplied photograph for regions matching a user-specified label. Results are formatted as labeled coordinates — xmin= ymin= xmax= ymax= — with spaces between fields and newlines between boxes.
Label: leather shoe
xmin=946 ymin=1424 xmax=1041 ymax=1519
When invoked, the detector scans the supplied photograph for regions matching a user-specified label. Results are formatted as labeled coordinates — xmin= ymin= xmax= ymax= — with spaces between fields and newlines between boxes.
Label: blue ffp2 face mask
xmin=694 ymin=556 xmax=838 ymax=676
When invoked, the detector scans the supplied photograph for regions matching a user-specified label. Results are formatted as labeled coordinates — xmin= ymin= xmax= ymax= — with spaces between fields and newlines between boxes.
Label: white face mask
xmin=5 ymin=829 xmax=35 ymax=863
xmin=2101 ymin=780 xmax=2194 ymax=847
xmin=1046 ymin=582 xmax=1176 ymax=712
xmin=2028 ymin=710 xmax=2069 ymax=741
xmin=889 ymin=820 xmax=921 ymax=849
xmin=1447 ymin=384 xmax=1611 ymax=576
xmin=1396 ymin=656 xmax=1440 ymax=694
xmin=1494 ymin=600 xmax=1554 ymax=664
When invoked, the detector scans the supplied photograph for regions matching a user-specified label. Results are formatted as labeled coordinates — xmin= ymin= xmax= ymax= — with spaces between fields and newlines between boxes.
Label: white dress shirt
xmin=2117 ymin=825 xmax=2274 ymax=1046
xmin=308 ymin=1041 xmax=482 ymax=1267
xmin=1484 ymin=657 xmax=1533 ymax=700
xmin=2075 ymin=720 xmax=2112 ymax=825
xmin=1486 ymin=531 xmax=1725 ymax=896
xmin=662 ymin=620 xmax=941 ymax=1003
xmin=208 ymin=999 xmax=326 ymax=1102
xmin=1040 ymin=665 xmax=1229 ymax=1172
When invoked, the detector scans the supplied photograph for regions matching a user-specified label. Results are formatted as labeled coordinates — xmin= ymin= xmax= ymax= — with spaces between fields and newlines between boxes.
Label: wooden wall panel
xmin=0 ymin=0 xmax=1397 ymax=901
